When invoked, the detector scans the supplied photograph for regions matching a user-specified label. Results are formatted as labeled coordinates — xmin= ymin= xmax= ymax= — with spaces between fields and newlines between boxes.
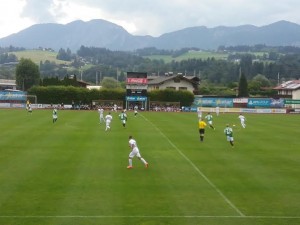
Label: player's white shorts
xmin=129 ymin=147 xmax=141 ymax=158
xmin=226 ymin=136 xmax=234 ymax=142
xmin=208 ymin=121 xmax=213 ymax=125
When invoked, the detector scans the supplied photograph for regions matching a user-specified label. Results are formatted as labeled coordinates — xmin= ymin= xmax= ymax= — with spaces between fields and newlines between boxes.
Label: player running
xmin=238 ymin=113 xmax=246 ymax=128
xmin=119 ymin=110 xmax=127 ymax=128
xmin=98 ymin=107 xmax=104 ymax=123
xmin=205 ymin=112 xmax=215 ymax=130
xmin=127 ymin=135 xmax=148 ymax=169
xmin=224 ymin=124 xmax=234 ymax=147
xmin=105 ymin=112 xmax=113 ymax=131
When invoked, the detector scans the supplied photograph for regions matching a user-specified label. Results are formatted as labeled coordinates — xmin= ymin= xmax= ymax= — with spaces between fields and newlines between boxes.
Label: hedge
xmin=28 ymin=86 xmax=194 ymax=106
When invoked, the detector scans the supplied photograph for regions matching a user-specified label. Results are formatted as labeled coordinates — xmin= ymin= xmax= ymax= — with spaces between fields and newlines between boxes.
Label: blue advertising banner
xmin=0 ymin=91 xmax=26 ymax=101
xmin=126 ymin=96 xmax=147 ymax=101
xmin=270 ymin=99 xmax=284 ymax=108
xmin=247 ymin=98 xmax=271 ymax=108
xmin=193 ymin=97 xmax=233 ymax=107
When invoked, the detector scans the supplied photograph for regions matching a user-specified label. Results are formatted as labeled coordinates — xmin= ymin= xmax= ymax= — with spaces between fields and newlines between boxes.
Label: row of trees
xmin=15 ymin=56 xmax=263 ymax=100
xmin=10 ymin=45 xmax=300 ymax=100
xmin=74 ymin=46 xmax=300 ymax=85
xmin=4 ymin=45 xmax=300 ymax=87
xmin=0 ymin=53 xmax=18 ymax=64
xmin=28 ymin=86 xmax=194 ymax=107
xmin=40 ymin=49 xmax=300 ymax=85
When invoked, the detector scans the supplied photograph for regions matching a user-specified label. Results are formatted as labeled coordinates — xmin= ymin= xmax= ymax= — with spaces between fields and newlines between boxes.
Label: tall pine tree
xmin=238 ymin=72 xmax=249 ymax=97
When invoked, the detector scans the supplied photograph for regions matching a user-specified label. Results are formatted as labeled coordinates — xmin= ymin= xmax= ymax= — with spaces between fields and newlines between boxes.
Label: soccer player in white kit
xmin=238 ymin=113 xmax=246 ymax=128
xmin=127 ymin=135 xmax=148 ymax=169
xmin=98 ymin=107 xmax=104 ymax=123
xmin=197 ymin=107 xmax=202 ymax=120
xmin=105 ymin=112 xmax=113 ymax=131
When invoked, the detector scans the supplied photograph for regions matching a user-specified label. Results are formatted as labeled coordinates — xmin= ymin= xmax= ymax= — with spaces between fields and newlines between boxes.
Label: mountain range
xmin=0 ymin=19 xmax=300 ymax=52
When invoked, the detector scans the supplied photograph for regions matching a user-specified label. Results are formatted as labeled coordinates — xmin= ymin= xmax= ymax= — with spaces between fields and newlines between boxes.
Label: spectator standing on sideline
xmin=238 ymin=113 xmax=246 ymax=128
xmin=216 ymin=106 xmax=220 ymax=116
xmin=119 ymin=110 xmax=127 ymax=128
xmin=105 ymin=112 xmax=113 ymax=131
xmin=127 ymin=135 xmax=148 ymax=169
xmin=198 ymin=118 xmax=207 ymax=142
xmin=197 ymin=107 xmax=202 ymax=120
xmin=205 ymin=112 xmax=215 ymax=130
xmin=52 ymin=107 xmax=58 ymax=123
xmin=224 ymin=124 xmax=234 ymax=147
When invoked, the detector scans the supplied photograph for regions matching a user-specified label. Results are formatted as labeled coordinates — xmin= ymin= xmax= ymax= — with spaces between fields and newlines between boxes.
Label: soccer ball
xmin=233 ymin=124 xmax=236 ymax=127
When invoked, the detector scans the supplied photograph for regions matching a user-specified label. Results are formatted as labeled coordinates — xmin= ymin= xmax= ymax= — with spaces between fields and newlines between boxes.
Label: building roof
xmin=273 ymin=80 xmax=300 ymax=90
xmin=147 ymin=75 xmax=199 ymax=85
xmin=0 ymin=79 xmax=16 ymax=86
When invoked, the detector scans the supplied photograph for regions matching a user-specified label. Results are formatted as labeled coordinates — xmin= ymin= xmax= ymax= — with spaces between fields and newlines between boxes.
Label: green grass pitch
xmin=0 ymin=109 xmax=299 ymax=225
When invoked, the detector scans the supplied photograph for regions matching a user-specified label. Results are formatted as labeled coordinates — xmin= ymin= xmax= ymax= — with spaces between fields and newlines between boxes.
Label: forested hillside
xmin=1 ymin=45 xmax=300 ymax=96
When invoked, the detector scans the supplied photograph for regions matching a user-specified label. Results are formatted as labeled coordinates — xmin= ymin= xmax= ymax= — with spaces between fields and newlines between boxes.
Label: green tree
xmin=240 ymin=54 xmax=253 ymax=78
xmin=56 ymin=48 xmax=72 ymax=61
xmin=101 ymin=77 xmax=120 ymax=89
xmin=16 ymin=58 xmax=40 ymax=91
xmin=238 ymin=72 xmax=249 ymax=97
xmin=252 ymin=74 xmax=271 ymax=87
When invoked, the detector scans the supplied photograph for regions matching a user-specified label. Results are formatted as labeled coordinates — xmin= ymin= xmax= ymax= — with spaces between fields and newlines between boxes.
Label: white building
xmin=0 ymin=79 xmax=17 ymax=91
xmin=273 ymin=80 xmax=300 ymax=99
xmin=147 ymin=75 xmax=199 ymax=93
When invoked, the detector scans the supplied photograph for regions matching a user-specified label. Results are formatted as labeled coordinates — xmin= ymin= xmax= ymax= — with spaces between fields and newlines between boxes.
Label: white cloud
xmin=50 ymin=1 xmax=103 ymax=24
xmin=0 ymin=0 xmax=300 ymax=38
xmin=0 ymin=0 xmax=34 ymax=38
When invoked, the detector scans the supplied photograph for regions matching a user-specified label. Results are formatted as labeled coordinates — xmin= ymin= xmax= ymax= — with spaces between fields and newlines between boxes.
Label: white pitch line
xmin=140 ymin=114 xmax=245 ymax=217
xmin=0 ymin=215 xmax=299 ymax=219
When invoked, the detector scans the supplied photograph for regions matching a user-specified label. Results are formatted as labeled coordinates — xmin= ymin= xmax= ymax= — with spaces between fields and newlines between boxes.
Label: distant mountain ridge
xmin=0 ymin=19 xmax=300 ymax=52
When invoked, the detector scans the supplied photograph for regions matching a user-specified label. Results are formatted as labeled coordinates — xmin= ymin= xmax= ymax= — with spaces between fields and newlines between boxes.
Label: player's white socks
xmin=141 ymin=158 xmax=147 ymax=165
xmin=129 ymin=158 xmax=132 ymax=166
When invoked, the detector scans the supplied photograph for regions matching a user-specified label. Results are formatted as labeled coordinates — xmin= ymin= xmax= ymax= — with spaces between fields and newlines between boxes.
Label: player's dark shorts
xmin=199 ymin=129 xmax=205 ymax=134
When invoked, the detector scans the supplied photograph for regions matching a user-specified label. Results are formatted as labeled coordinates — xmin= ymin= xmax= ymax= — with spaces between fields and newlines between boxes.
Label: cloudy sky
xmin=0 ymin=0 xmax=299 ymax=38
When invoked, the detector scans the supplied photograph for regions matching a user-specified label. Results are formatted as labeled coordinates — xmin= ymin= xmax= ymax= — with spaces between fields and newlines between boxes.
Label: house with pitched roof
xmin=0 ymin=79 xmax=17 ymax=91
xmin=147 ymin=75 xmax=199 ymax=93
xmin=273 ymin=80 xmax=300 ymax=99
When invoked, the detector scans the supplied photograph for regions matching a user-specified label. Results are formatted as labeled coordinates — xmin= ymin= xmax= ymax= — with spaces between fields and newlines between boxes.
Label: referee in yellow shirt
xmin=198 ymin=118 xmax=207 ymax=142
